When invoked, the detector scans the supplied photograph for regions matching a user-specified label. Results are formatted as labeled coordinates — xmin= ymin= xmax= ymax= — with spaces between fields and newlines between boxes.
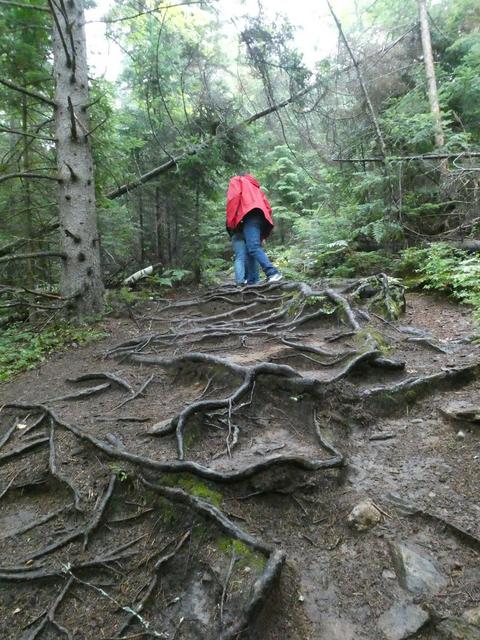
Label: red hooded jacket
xmin=226 ymin=174 xmax=274 ymax=238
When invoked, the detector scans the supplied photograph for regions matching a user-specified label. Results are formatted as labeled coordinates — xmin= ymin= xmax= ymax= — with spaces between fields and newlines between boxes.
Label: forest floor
xmin=0 ymin=278 xmax=479 ymax=640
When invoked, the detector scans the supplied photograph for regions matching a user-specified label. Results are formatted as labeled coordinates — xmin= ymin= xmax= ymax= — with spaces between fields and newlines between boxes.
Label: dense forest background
xmin=1 ymin=0 xmax=480 ymax=336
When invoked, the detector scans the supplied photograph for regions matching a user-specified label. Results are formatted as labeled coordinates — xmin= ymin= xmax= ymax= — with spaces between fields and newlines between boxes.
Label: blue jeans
xmin=242 ymin=211 xmax=278 ymax=280
xmin=231 ymin=232 xmax=259 ymax=284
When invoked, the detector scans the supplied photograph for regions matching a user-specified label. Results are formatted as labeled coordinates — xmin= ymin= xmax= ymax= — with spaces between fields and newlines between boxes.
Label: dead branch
xmin=332 ymin=151 xmax=480 ymax=162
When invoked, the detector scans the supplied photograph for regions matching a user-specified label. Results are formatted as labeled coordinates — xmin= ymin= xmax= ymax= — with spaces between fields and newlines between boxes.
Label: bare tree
xmin=417 ymin=0 xmax=445 ymax=150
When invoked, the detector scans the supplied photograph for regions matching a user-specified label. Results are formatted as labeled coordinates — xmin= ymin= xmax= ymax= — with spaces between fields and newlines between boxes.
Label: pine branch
xmin=0 ymin=124 xmax=55 ymax=142
xmin=0 ymin=251 xmax=66 ymax=264
xmin=0 ymin=0 xmax=49 ymax=10
xmin=0 ymin=224 xmax=59 ymax=258
xmin=0 ymin=78 xmax=55 ymax=107
xmin=0 ymin=171 xmax=59 ymax=185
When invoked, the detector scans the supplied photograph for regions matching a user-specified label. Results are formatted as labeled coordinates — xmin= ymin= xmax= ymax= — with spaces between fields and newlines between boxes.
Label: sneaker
xmin=267 ymin=272 xmax=283 ymax=283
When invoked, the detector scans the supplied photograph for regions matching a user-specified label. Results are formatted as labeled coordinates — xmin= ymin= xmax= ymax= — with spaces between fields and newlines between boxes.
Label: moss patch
xmin=217 ymin=537 xmax=266 ymax=571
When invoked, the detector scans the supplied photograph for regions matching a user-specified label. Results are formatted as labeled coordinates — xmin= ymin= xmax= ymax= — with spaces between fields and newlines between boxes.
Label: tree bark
xmin=52 ymin=0 xmax=104 ymax=317
xmin=417 ymin=0 xmax=445 ymax=150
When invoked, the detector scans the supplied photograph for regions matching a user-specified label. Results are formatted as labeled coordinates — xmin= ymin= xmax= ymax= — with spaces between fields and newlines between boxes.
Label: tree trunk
xmin=192 ymin=180 xmax=201 ymax=283
xmin=417 ymin=0 xmax=445 ymax=150
xmin=22 ymin=93 xmax=34 ymax=285
xmin=52 ymin=0 xmax=104 ymax=317
xmin=138 ymin=189 xmax=145 ymax=264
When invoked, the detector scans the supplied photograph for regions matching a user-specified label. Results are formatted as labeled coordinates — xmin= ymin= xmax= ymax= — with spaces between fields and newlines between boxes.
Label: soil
xmin=0 ymin=282 xmax=479 ymax=640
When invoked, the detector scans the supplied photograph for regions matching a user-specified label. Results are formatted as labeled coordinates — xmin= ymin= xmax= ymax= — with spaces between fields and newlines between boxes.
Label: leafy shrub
xmin=399 ymin=243 xmax=480 ymax=321
xmin=0 ymin=323 xmax=106 ymax=381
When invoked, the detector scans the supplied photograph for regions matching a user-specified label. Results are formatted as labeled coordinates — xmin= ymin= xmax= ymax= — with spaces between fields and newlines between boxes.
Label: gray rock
xmin=437 ymin=618 xmax=480 ymax=640
xmin=347 ymin=500 xmax=382 ymax=531
xmin=378 ymin=602 xmax=429 ymax=640
xmin=441 ymin=401 xmax=480 ymax=424
xmin=390 ymin=542 xmax=447 ymax=595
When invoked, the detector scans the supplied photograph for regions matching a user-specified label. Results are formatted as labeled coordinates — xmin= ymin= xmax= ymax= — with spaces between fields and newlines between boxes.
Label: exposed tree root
xmin=67 ymin=372 xmax=135 ymax=395
xmin=0 ymin=436 xmax=48 ymax=463
xmin=114 ymin=529 xmax=191 ymax=638
xmin=46 ymin=383 xmax=112 ymax=403
xmin=361 ymin=362 xmax=480 ymax=413
xmin=141 ymin=478 xmax=286 ymax=640
xmin=24 ymin=576 xmax=74 ymax=640
xmin=111 ymin=373 xmax=155 ymax=411
xmin=49 ymin=419 xmax=83 ymax=510
xmin=0 ymin=504 xmax=73 ymax=541
xmin=5 ymin=275 xmax=478 ymax=640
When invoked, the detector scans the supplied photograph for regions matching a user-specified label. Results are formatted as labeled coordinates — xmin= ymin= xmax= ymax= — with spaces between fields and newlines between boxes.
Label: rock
xmin=382 ymin=569 xmax=396 ymax=580
xmin=456 ymin=430 xmax=466 ymax=440
xmin=347 ymin=500 xmax=382 ymax=531
xmin=441 ymin=402 xmax=480 ymax=424
xmin=436 ymin=618 xmax=480 ymax=639
xmin=463 ymin=606 xmax=480 ymax=628
xmin=389 ymin=542 xmax=447 ymax=595
xmin=378 ymin=602 xmax=429 ymax=640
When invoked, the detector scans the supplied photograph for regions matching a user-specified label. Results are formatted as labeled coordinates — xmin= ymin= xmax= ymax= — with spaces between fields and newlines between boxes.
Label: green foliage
xmin=217 ymin=536 xmax=266 ymax=570
xmin=108 ymin=463 xmax=129 ymax=482
xmin=159 ymin=473 xmax=223 ymax=508
xmin=0 ymin=322 xmax=106 ymax=381
xmin=148 ymin=268 xmax=190 ymax=288
xmin=399 ymin=243 xmax=480 ymax=321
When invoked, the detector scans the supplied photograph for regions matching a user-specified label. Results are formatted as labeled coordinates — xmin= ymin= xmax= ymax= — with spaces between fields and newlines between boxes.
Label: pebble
xmin=456 ymin=430 xmax=466 ymax=440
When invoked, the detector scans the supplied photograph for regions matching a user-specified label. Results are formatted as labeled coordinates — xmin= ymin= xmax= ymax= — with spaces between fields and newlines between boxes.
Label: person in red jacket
xmin=226 ymin=174 xmax=282 ymax=285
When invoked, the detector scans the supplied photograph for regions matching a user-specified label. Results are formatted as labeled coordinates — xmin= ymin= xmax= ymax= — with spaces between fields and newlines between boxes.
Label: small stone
xmin=347 ymin=500 xmax=382 ymax=531
xmin=410 ymin=418 xmax=424 ymax=424
xmin=298 ymin=594 xmax=305 ymax=602
xmin=456 ymin=430 xmax=466 ymax=440
xmin=382 ymin=569 xmax=396 ymax=580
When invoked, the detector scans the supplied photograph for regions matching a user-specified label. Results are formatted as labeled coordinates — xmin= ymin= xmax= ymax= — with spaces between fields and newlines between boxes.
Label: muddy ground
xmin=0 ymin=279 xmax=479 ymax=640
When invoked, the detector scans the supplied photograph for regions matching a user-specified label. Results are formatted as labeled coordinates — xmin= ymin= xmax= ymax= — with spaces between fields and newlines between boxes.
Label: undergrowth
xmin=0 ymin=322 xmax=106 ymax=382
xmin=399 ymin=243 xmax=480 ymax=321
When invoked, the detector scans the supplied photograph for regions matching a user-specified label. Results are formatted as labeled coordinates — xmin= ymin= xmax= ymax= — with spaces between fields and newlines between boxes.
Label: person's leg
xmin=242 ymin=212 xmax=279 ymax=279
xmin=246 ymin=251 xmax=259 ymax=284
xmin=231 ymin=233 xmax=247 ymax=284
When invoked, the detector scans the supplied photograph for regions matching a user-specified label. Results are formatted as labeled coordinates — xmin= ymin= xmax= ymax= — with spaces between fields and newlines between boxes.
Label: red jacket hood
xmin=244 ymin=174 xmax=260 ymax=188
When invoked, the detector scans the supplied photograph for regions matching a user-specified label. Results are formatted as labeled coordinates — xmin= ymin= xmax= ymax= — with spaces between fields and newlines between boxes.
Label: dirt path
xmin=0 ymin=280 xmax=479 ymax=640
